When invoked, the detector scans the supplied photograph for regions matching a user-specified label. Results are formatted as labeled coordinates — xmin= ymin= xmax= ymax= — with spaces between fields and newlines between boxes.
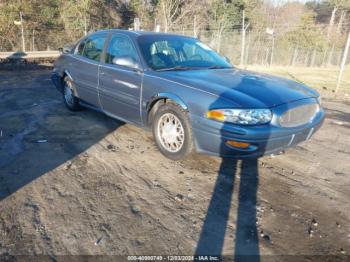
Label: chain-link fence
xmin=1 ymin=27 xmax=349 ymax=68
xmin=177 ymin=30 xmax=348 ymax=67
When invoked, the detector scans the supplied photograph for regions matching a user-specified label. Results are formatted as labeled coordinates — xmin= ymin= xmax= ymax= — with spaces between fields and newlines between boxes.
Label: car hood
xmin=159 ymin=68 xmax=319 ymax=108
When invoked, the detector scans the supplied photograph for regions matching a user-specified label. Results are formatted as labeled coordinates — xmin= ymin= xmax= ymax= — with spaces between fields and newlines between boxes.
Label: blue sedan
xmin=52 ymin=29 xmax=325 ymax=160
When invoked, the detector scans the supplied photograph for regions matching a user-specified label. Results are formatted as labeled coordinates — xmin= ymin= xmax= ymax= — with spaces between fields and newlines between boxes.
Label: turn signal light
xmin=206 ymin=110 xmax=225 ymax=121
xmin=226 ymin=140 xmax=250 ymax=149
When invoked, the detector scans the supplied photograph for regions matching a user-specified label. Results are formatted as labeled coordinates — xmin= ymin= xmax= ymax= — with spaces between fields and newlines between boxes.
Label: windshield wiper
xmin=207 ymin=65 xmax=233 ymax=69
xmin=156 ymin=66 xmax=192 ymax=72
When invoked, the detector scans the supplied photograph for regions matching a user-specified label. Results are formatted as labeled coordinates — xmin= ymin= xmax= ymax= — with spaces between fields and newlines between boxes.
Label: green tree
xmin=286 ymin=11 xmax=326 ymax=50
xmin=128 ymin=0 xmax=154 ymax=30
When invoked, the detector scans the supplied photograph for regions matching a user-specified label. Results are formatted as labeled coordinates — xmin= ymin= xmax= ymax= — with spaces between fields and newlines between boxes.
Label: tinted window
xmin=105 ymin=34 xmax=139 ymax=66
xmin=79 ymin=34 xmax=107 ymax=62
xmin=137 ymin=35 xmax=232 ymax=70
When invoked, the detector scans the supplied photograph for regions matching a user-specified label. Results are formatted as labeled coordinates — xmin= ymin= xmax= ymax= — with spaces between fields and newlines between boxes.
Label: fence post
xmin=245 ymin=33 xmax=251 ymax=67
xmin=310 ymin=48 xmax=316 ymax=67
xmin=240 ymin=10 xmax=246 ymax=66
xmin=291 ymin=47 xmax=298 ymax=67
xmin=336 ymin=30 xmax=350 ymax=93
xmin=20 ymin=12 xmax=25 ymax=52
xmin=32 ymin=29 xmax=35 ymax=51
xmin=134 ymin=18 xmax=140 ymax=31
xmin=270 ymin=33 xmax=275 ymax=66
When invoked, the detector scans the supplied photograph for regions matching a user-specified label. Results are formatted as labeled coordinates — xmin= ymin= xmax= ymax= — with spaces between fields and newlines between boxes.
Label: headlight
xmin=207 ymin=109 xmax=272 ymax=125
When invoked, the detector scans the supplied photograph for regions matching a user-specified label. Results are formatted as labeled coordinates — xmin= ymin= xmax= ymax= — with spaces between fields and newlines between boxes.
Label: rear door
xmin=99 ymin=33 xmax=143 ymax=124
xmin=70 ymin=33 xmax=108 ymax=106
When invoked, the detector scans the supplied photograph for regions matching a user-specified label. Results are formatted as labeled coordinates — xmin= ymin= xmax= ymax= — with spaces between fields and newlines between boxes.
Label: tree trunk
xmin=291 ymin=47 xmax=299 ymax=67
xmin=217 ymin=30 xmax=222 ymax=54
xmin=336 ymin=11 xmax=346 ymax=35
xmin=253 ymin=30 xmax=262 ymax=64
xmin=310 ymin=48 xmax=316 ymax=67
xmin=264 ymin=47 xmax=270 ymax=65
xmin=193 ymin=15 xmax=197 ymax=37
xmin=328 ymin=44 xmax=336 ymax=66
xmin=304 ymin=50 xmax=310 ymax=66
xmin=321 ymin=48 xmax=328 ymax=67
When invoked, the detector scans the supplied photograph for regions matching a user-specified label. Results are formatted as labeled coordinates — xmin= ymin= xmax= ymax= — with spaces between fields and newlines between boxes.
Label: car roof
xmin=94 ymin=29 xmax=195 ymax=39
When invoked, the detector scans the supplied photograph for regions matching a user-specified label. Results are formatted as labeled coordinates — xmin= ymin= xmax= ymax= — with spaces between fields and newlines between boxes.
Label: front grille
xmin=279 ymin=103 xmax=319 ymax=128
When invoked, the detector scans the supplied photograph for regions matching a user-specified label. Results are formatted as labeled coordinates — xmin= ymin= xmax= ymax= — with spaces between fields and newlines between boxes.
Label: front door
xmin=99 ymin=34 xmax=143 ymax=124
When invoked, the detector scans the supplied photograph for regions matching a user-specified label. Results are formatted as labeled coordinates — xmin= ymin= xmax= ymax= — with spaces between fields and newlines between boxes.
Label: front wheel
xmin=63 ymin=77 xmax=81 ymax=111
xmin=152 ymin=102 xmax=194 ymax=160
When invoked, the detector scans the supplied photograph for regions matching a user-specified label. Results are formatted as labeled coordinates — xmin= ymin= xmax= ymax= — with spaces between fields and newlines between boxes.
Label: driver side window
xmin=105 ymin=34 xmax=139 ymax=68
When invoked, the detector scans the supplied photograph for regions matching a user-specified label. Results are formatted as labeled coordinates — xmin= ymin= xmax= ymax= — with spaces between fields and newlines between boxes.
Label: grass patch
xmin=245 ymin=66 xmax=350 ymax=92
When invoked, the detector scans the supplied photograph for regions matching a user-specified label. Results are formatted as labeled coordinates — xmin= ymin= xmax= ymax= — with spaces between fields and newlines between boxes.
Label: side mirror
xmin=112 ymin=56 xmax=139 ymax=69
xmin=60 ymin=43 xmax=75 ymax=54
xmin=224 ymin=56 xmax=231 ymax=63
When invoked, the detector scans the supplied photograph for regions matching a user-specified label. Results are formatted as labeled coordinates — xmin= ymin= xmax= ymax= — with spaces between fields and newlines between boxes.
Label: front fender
xmin=148 ymin=92 xmax=188 ymax=111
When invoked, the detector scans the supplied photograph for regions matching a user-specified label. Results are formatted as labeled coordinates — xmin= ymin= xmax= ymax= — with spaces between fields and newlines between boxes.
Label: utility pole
xmin=240 ymin=10 xmax=246 ymax=67
xmin=336 ymin=30 xmax=350 ymax=93
xmin=20 ymin=11 xmax=25 ymax=52
xmin=327 ymin=7 xmax=337 ymax=41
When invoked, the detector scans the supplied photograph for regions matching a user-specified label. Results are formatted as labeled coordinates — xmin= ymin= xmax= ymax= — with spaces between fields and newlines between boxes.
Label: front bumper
xmin=191 ymin=99 xmax=325 ymax=158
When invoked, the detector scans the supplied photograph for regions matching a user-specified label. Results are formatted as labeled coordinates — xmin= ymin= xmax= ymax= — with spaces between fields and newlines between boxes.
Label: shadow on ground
xmin=195 ymin=159 xmax=260 ymax=261
xmin=0 ymin=69 xmax=122 ymax=201
xmin=194 ymin=76 xmax=278 ymax=259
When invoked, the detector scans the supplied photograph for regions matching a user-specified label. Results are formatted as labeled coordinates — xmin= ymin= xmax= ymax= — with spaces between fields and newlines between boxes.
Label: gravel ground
xmin=0 ymin=67 xmax=349 ymax=261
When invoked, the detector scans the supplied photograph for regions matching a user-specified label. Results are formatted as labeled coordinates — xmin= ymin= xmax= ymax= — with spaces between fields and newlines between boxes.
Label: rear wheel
xmin=63 ymin=77 xmax=81 ymax=111
xmin=152 ymin=102 xmax=194 ymax=160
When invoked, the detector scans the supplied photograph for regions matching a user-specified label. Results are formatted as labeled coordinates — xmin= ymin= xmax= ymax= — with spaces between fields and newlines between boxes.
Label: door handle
xmin=132 ymin=68 xmax=142 ymax=75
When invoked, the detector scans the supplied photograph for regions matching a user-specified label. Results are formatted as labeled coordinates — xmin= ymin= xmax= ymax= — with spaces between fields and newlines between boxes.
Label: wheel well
xmin=147 ymin=98 xmax=167 ymax=127
xmin=147 ymin=97 xmax=189 ymax=127
xmin=58 ymin=72 xmax=67 ymax=92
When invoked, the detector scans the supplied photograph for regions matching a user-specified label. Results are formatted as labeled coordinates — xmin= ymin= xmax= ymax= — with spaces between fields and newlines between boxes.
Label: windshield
xmin=137 ymin=35 xmax=232 ymax=71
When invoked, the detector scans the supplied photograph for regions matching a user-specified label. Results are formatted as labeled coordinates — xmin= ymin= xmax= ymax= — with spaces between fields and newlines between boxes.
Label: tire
xmin=152 ymin=101 xmax=194 ymax=160
xmin=62 ymin=76 xmax=81 ymax=111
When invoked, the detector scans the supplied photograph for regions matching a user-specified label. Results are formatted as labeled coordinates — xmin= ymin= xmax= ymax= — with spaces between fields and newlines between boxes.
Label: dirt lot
xmin=0 ymin=67 xmax=349 ymax=261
